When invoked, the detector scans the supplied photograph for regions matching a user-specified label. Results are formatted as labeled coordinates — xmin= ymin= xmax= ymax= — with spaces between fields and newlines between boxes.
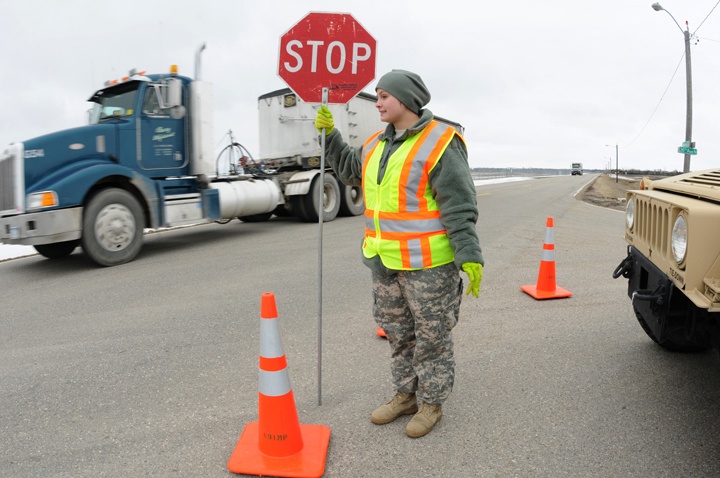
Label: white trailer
xmin=253 ymin=88 xmax=464 ymax=223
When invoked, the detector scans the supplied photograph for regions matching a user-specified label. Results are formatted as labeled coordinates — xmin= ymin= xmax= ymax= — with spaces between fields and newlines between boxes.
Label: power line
xmin=696 ymin=36 xmax=720 ymax=43
xmin=693 ymin=0 xmax=720 ymax=34
xmin=622 ymin=51 xmax=685 ymax=150
xmin=622 ymin=1 xmax=719 ymax=150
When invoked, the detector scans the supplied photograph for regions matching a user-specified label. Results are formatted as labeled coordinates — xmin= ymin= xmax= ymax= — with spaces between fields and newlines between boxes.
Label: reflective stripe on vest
xmin=361 ymin=121 xmax=461 ymax=270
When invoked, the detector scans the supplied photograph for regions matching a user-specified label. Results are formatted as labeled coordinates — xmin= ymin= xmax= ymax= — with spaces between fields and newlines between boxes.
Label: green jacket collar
xmin=378 ymin=109 xmax=434 ymax=142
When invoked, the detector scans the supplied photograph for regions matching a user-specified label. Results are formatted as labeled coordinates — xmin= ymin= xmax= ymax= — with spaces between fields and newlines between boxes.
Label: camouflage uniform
xmin=372 ymin=262 xmax=464 ymax=404
xmin=323 ymin=109 xmax=483 ymax=408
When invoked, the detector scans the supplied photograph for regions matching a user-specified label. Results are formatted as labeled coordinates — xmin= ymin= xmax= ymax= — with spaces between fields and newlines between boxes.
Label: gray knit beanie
xmin=375 ymin=69 xmax=431 ymax=115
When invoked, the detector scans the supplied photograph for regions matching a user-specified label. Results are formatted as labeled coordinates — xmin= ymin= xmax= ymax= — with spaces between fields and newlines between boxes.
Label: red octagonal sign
xmin=278 ymin=12 xmax=377 ymax=104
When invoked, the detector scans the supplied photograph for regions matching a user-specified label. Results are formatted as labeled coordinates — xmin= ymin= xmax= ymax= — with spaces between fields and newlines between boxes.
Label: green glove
xmin=314 ymin=105 xmax=334 ymax=135
xmin=462 ymin=262 xmax=483 ymax=298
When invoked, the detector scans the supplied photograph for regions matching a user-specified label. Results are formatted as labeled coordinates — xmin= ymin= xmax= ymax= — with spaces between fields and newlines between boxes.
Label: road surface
xmin=2 ymin=175 xmax=719 ymax=477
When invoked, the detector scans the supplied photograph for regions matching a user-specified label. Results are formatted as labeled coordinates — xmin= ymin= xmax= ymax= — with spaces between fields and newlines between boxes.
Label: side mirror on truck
xmin=166 ymin=78 xmax=182 ymax=109
xmin=149 ymin=78 xmax=185 ymax=119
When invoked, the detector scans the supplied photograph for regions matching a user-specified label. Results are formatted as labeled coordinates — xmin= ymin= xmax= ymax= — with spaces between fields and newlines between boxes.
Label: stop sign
xmin=278 ymin=12 xmax=377 ymax=104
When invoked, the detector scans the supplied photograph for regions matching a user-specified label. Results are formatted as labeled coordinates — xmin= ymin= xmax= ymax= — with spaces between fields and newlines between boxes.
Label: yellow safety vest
xmin=361 ymin=120 xmax=462 ymax=270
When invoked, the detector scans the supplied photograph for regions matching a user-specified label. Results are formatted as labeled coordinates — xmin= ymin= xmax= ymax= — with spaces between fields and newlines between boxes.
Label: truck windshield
xmin=88 ymin=81 xmax=141 ymax=124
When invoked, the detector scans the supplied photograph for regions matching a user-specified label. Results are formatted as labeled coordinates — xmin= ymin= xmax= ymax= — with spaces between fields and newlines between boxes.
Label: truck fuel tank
xmin=209 ymin=178 xmax=282 ymax=220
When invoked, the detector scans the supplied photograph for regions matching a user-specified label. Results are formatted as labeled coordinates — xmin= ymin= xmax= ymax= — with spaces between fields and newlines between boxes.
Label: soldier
xmin=315 ymin=69 xmax=484 ymax=438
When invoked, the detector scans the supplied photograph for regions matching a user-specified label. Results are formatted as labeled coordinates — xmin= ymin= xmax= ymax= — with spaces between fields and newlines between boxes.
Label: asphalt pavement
xmin=2 ymin=175 xmax=719 ymax=477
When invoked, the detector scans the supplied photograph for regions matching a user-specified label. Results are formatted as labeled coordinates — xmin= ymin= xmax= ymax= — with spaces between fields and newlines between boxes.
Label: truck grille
xmin=0 ymin=144 xmax=22 ymax=215
xmin=633 ymin=195 xmax=671 ymax=260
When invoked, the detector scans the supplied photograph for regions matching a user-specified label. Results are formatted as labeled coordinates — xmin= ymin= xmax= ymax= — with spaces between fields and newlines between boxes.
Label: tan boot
xmin=405 ymin=403 xmax=443 ymax=438
xmin=370 ymin=392 xmax=418 ymax=425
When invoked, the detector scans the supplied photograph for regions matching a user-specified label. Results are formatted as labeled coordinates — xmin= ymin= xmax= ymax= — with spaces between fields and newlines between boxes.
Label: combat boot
xmin=405 ymin=403 xmax=443 ymax=438
xmin=370 ymin=391 xmax=418 ymax=425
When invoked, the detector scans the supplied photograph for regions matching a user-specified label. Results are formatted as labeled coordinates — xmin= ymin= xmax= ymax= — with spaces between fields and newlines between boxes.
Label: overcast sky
xmin=2 ymin=0 xmax=719 ymax=172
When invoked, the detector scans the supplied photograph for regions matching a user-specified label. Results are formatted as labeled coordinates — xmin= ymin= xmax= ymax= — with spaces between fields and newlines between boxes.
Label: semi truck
xmin=256 ymin=87 xmax=463 ymax=222
xmin=613 ymin=169 xmax=720 ymax=352
xmin=571 ymin=163 xmax=583 ymax=175
xmin=0 ymin=45 xmax=463 ymax=267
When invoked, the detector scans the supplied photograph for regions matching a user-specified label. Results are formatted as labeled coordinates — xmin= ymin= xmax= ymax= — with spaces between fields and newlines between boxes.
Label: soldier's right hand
xmin=315 ymin=106 xmax=334 ymax=135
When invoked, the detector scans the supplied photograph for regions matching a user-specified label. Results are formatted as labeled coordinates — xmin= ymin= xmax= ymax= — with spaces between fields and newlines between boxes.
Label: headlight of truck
xmin=26 ymin=191 xmax=58 ymax=211
xmin=625 ymin=197 xmax=634 ymax=229
xmin=671 ymin=213 xmax=688 ymax=265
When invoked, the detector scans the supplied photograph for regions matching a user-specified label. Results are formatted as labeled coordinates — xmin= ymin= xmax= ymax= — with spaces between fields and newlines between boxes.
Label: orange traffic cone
xmin=521 ymin=217 xmax=573 ymax=300
xmin=227 ymin=292 xmax=331 ymax=477
xmin=376 ymin=327 xmax=386 ymax=338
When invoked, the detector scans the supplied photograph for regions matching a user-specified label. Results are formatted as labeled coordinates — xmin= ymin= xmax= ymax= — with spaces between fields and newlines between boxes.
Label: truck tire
xmin=272 ymin=204 xmax=292 ymax=217
xmin=299 ymin=173 xmax=341 ymax=223
xmin=81 ymin=189 xmax=144 ymax=267
xmin=338 ymin=183 xmax=364 ymax=216
xmin=34 ymin=239 xmax=80 ymax=259
xmin=238 ymin=212 xmax=273 ymax=222
xmin=290 ymin=194 xmax=309 ymax=222
xmin=633 ymin=305 xmax=710 ymax=353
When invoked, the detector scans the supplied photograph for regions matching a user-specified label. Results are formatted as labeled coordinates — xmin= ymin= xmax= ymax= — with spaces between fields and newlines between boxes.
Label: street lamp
xmin=652 ymin=2 xmax=693 ymax=173
xmin=606 ymin=144 xmax=618 ymax=183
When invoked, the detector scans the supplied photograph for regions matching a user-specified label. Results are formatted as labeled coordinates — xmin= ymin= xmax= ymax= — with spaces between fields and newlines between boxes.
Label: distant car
xmin=571 ymin=163 xmax=583 ymax=175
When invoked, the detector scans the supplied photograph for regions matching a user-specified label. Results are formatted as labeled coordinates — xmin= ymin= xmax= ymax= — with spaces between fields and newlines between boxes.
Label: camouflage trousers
xmin=372 ymin=262 xmax=463 ymax=405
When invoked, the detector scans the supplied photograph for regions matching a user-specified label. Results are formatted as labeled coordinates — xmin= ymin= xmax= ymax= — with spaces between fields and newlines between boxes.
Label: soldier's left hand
xmin=462 ymin=262 xmax=482 ymax=298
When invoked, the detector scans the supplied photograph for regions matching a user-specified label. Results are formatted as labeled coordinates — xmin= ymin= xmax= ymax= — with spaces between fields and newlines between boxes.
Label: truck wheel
xmin=34 ymin=240 xmax=80 ymax=259
xmin=633 ymin=305 xmax=710 ymax=353
xmin=338 ymin=183 xmax=365 ymax=216
xmin=239 ymin=212 xmax=273 ymax=222
xmin=290 ymin=194 xmax=310 ymax=222
xmin=81 ymin=189 xmax=144 ymax=267
xmin=301 ymin=173 xmax=340 ymax=223
xmin=272 ymin=204 xmax=292 ymax=217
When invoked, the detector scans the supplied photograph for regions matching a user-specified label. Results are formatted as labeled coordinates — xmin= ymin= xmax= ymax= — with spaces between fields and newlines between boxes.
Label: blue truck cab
xmin=0 ymin=58 xmax=284 ymax=266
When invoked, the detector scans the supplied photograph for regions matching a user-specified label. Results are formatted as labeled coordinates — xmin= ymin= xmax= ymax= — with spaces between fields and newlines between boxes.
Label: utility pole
xmin=615 ymin=144 xmax=619 ymax=183
xmin=605 ymin=144 xmax=619 ymax=182
xmin=652 ymin=3 xmax=693 ymax=173
xmin=682 ymin=24 xmax=693 ymax=173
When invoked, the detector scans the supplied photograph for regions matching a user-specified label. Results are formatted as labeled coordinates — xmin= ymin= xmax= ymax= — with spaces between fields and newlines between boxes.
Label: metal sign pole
xmin=317 ymin=87 xmax=328 ymax=406
xmin=279 ymin=12 xmax=376 ymax=408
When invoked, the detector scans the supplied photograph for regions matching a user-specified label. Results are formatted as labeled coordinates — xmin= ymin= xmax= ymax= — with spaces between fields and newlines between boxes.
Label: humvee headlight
xmin=625 ymin=197 xmax=635 ymax=229
xmin=671 ymin=214 xmax=688 ymax=265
